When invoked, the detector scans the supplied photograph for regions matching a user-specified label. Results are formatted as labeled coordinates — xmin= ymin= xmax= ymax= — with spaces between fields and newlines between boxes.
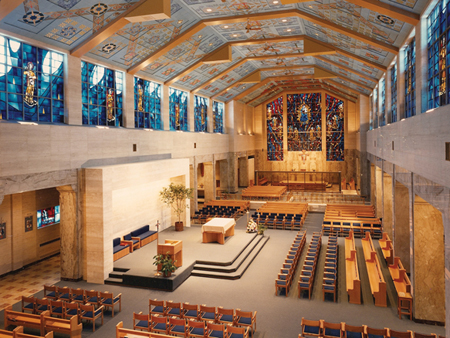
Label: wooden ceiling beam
xmin=314 ymin=65 xmax=372 ymax=91
xmin=314 ymin=55 xmax=378 ymax=83
xmin=326 ymin=79 xmax=364 ymax=96
xmin=0 ymin=0 xmax=23 ymax=22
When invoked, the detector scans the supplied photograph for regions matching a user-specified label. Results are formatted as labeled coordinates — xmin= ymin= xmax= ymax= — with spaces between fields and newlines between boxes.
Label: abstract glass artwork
xmin=134 ymin=77 xmax=161 ymax=129
xmin=267 ymin=96 xmax=283 ymax=161
xmin=82 ymin=61 xmax=123 ymax=126
xmin=326 ymin=95 xmax=344 ymax=161
xmin=405 ymin=38 xmax=416 ymax=117
xmin=0 ymin=36 xmax=64 ymax=122
xmin=213 ymin=101 xmax=224 ymax=133
xmin=380 ymin=78 xmax=386 ymax=127
xmin=287 ymin=93 xmax=322 ymax=152
xmin=169 ymin=87 xmax=188 ymax=131
xmin=391 ymin=64 xmax=398 ymax=123
xmin=194 ymin=95 xmax=208 ymax=132
xmin=427 ymin=0 xmax=449 ymax=109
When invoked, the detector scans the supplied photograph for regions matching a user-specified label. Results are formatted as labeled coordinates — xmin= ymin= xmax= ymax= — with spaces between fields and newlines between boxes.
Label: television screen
xmin=37 ymin=205 xmax=60 ymax=229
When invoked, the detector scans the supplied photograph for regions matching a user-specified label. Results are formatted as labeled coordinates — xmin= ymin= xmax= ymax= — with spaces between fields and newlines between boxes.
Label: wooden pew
xmin=116 ymin=321 xmax=172 ymax=338
xmin=42 ymin=315 xmax=82 ymax=338
xmin=389 ymin=257 xmax=413 ymax=319
xmin=378 ymin=232 xmax=394 ymax=265
xmin=15 ymin=326 xmax=53 ymax=338
xmin=345 ymin=231 xmax=361 ymax=305
xmin=361 ymin=232 xmax=387 ymax=307
xmin=0 ymin=326 xmax=24 ymax=338
xmin=4 ymin=306 xmax=47 ymax=335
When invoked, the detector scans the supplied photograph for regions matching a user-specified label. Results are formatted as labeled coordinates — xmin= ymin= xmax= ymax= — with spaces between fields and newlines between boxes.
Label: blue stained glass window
xmin=0 ymin=36 xmax=64 ymax=122
xmin=194 ymin=95 xmax=208 ymax=132
xmin=405 ymin=39 xmax=416 ymax=117
xmin=369 ymin=95 xmax=373 ymax=130
xmin=380 ymin=78 xmax=386 ymax=127
xmin=82 ymin=61 xmax=123 ymax=126
xmin=169 ymin=87 xmax=188 ymax=131
xmin=134 ymin=77 xmax=161 ymax=129
xmin=326 ymin=95 xmax=344 ymax=162
xmin=287 ymin=93 xmax=321 ymax=152
xmin=373 ymin=86 xmax=378 ymax=128
xmin=391 ymin=64 xmax=398 ymax=123
xmin=213 ymin=101 xmax=224 ymax=133
xmin=427 ymin=0 xmax=449 ymax=109
xmin=267 ymin=96 xmax=283 ymax=161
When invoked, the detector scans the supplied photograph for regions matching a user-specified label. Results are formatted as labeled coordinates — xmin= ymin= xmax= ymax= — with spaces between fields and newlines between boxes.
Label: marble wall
xmin=375 ymin=167 xmax=383 ymax=218
xmin=383 ymin=173 xmax=393 ymax=237
xmin=394 ymin=181 xmax=411 ymax=272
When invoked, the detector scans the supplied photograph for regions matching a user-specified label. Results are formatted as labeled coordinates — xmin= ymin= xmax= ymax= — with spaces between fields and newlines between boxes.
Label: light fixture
xmin=18 ymin=121 xmax=38 ymax=125
xmin=177 ymin=20 xmax=183 ymax=24
xmin=233 ymin=34 xmax=238 ymax=37
xmin=206 ymin=8 xmax=212 ymax=12
xmin=96 ymin=126 xmax=109 ymax=129
xmin=198 ymin=35 xmax=202 ymax=38
xmin=287 ymin=29 xmax=292 ymax=32
xmin=273 ymin=0 xmax=279 ymax=3
xmin=224 ymin=25 xmax=229 ymax=28
xmin=282 ymin=19 xmax=287 ymax=22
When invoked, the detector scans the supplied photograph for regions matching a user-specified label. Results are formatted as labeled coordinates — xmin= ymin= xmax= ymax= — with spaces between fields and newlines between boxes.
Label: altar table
xmin=202 ymin=218 xmax=235 ymax=244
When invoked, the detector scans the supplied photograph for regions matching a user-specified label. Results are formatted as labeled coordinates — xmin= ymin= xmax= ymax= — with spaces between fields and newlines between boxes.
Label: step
xmin=104 ymin=277 xmax=123 ymax=285
xmin=114 ymin=267 xmax=129 ymax=273
xmin=109 ymin=271 xmax=125 ymax=279
xmin=191 ymin=235 xmax=270 ymax=280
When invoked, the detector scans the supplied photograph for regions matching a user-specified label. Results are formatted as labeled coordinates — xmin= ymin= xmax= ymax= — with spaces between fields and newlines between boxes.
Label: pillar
xmin=375 ymin=166 xmax=383 ymax=218
xmin=203 ymin=162 xmax=214 ymax=203
xmin=64 ymin=54 xmax=82 ymax=125
xmin=238 ymin=157 xmax=249 ymax=187
xmin=219 ymin=160 xmax=229 ymax=191
xmin=57 ymin=185 xmax=81 ymax=280
xmin=228 ymin=153 xmax=238 ymax=193
xmin=394 ymin=181 xmax=410 ymax=271
xmin=123 ymin=73 xmax=135 ymax=128
xmin=163 ymin=85 xmax=170 ymax=131
xmin=383 ymin=172 xmax=393 ymax=237
xmin=11 ymin=193 xmax=23 ymax=271
xmin=189 ymin=164 xmax=197 ymax=216
xmin=370 ymin=164 xmax=376 ymax=207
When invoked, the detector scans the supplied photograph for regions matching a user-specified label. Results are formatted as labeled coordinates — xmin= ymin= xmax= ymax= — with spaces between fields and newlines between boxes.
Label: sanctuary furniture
xmin=379 ymin=232 xmax=394 ymax=265
xmin=344 ymin=231 xmax=361 ymax=305
xmin=113 ymin=237 xmax=131 ymax=262
xmin=79 ymin=303 xmax=103 ymax=332
xmin=389 ymin=257 xmax=413 ymax=320
xmin=242 ymin=186 xmax=287 ymax=200
xmin=0 ymin=326 xmax=27 ymax=338
xmin=4 ymin=306 xmax=48 ymax=333
xmin=298 ymin=233 xmax=322 ymax=299
xmin=202 ymin=218 xmax=235 ymax=245
xmin=157 ymin=240 xmax=183 ymax=267
xmin=130 ymin=225 xmax=158 ymax=247
xmin=42 ymin=313 xmax=82 ymax=337
xmin=322 ymin=235 xmax=338 ymax=302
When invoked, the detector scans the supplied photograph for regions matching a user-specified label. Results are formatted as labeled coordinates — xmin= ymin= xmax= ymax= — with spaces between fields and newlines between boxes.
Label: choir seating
xmin=227 ymin=325 xmax=250 ymax=338
xmin=43 ymin=285 xmax=58 ymax=301
xmin=388 ymin=257 xmax=413 ymax=320
xmin=21 ymin=296 xmax=35 ymax=314
xmin=42 ymin=314 xmax=82 ymax=338
xmin=235 ymin=309 xmax=257 ymax=335
xmin=206 ymin=323 xmax=226 ymax=338
xmin=130 ymin=225 xmax=158 ymax=247
xmin=322 ymin=321 xmax=343 ymax=338
xmin=322 ymin=235 xmax=338 ymax=302
xmin=150 ymin=315 xmax=169 ymax=335
xmin=188 ymin=320 xmax=207 ymax=338
xmin=183 ymin=303 xmax=199 ymax=321
xmin=343 ymin=323 xmax=364 ymax=338
xmin=149 ymin=299 xmax=166 ymax=316
xmin=168 ymin=317 xmax=188 ymax=337
xmin=113 ymin=237 xmax=131 ymax=261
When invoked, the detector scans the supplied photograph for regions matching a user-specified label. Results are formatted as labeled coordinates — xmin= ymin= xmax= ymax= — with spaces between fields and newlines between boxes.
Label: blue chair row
xmin=322 ymin=235 xmax=338 ymax=302
xmin=323 ymin=220 xmax=383 ymax=239
xmin=298 ymin=232 xmax=322 ymax=299
xmin=275 ymin=231 xmax=306 ymax=296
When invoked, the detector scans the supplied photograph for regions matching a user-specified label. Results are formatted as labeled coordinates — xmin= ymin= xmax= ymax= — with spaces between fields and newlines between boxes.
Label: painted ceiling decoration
xmin=0 ymin=0 xmax=427 ymax=104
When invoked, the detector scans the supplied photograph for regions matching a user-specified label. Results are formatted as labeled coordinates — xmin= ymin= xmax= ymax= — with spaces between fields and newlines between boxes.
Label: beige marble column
xmin=57 ymin=185 xmax=81 ymax=280
xmin=11 ymin=194 xmax=24 ymax=271
xmin=64 ymin=54 xmax=82 ymax=125
xmin=219 ymin=160 xmax=229 ymax=191
xmin=238 ymin=157 xmax=249 ymax=187
xmin=375 ymin=166 xmax=383 ymax=218
xmin=394 ymin=181 xmax=410 ymax=271
xmin=123 ymin=73 xmax=135 ymax=129
xmin=189 ymin=164 xmax=196 ymax=216
xmin=203 ymin=162 xmax=214 ymax=203
xmin=370 ymin=164 xmax=376 ymax=207
xmin=413 ymin=195 xmax=445 ymax=323
xmin=228 ymin=153 xmax=238 ymax=193
xmin=383 ymin=173 xmax=393 ymax=237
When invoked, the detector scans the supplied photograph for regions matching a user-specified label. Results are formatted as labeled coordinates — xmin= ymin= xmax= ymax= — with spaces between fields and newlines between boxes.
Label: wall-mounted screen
xmin=37 ymin=205 xmax=60 ymax=229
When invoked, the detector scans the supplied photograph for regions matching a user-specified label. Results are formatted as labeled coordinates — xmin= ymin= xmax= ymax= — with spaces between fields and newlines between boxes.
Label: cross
xmin=299 ymin=150 xmax=309 ymax=164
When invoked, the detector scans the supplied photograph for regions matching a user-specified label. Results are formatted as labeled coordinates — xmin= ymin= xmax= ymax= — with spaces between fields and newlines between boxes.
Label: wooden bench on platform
xmin=42 ymin=314 xmax=82 ymax=338
xmin=242 ymin=186 xmax=287 ymax=201
xmin=345 ymin=230 xmax=361 ymax=305
xmin=116 ymin=321 xmax=172 ymax=338
xmin=361 ymin=232 xmax=387 ymax=307
xmin=389 ymin=257 xmax=413 ymax=320
xmin=379 ymin=232 xmax=394 ymax=265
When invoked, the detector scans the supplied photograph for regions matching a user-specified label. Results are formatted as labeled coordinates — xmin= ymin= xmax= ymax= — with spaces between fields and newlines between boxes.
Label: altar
xmin=202 ymin=218 xmax=235 ymax=244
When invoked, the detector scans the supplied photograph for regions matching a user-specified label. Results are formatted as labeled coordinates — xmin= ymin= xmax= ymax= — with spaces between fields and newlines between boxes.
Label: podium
xmin=157 ymin=240 xmax=182 ymax=267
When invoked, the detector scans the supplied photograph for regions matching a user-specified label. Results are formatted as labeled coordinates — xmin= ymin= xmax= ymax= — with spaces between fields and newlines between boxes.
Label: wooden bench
xmin=242 ymin=186 xmax=287 ymax=200
xmin=116 ymin=321 xmax=172 ymax=338
xmin=258 ymin=177 xmax=268 ymax=186
xmin=345 ymin=231 xmax=361 ymax=305
xmin=389 ymin=257 xmax=413 ymax=319
xmin=42 ymin=314 xmax=82 ymax=338
xmin=0 ymin=326 xmax=26 ymax=338
xmin=361 ymin=232 xmax=387 ymax=307
xmin=15 ymin=326 xmax=53 ymax=338
xmin=4 ymin=306 xmax=47 ymax=334
xmin=379 ymin=232 xmax=394 ymax=265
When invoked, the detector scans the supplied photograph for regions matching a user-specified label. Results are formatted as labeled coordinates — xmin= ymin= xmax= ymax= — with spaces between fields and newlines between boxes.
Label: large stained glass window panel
xmin=82 ymin=61 xmax=123 ymax=126
xmin=427 ymin=0 xmax=449 ymax=109
xmin=267 ymin=96 xmax=283 ymax=161
xmin=369 ymin=95 xmax=373 ymax=130
xmin=373 ymin=86 xmax=378 ymax=128
xmin=213 ymin=101 xmax=224 ymax=133
xmin=194 ymin=95 xmax=208 ymax=132
xmin=326 ymin=95 xmax=344 ymax=162
xmin=380 ymin=78 xmax=386 ymax=127
xmin=0 ymin=36 xmax=64 ymax=122
xmin=134 ymin=77 xmax=161 ymax=129
xmin=391 ymin=64 xmax=398 ymax=123
xmin=287 ymin=93 xmax=321 ymax=151
xmin=405 ymin=39 xmax=416 ymax=117
xmin=169 ymin=88 xmax=188 ymax=131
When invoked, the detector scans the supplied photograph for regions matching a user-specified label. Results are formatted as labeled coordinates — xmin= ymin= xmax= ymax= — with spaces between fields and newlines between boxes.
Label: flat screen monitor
xmin=37 ymin=205 xmax=60 ymax=229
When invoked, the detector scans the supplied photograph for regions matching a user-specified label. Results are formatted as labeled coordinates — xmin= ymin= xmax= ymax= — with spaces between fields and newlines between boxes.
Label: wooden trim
xmin=315 ymin=55 xmax=379 ymax=83
xmin=0 ymin=0 xmax=23 ymax=22
xmin=314 ymin=65 xmax=373 ymax=91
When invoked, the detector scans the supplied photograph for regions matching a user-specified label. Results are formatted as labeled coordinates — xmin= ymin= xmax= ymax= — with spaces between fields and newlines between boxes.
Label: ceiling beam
xmin=314 ymin=55 xmax=378 ymax=83
xmin=202 ymin=44 xmax=232 ymax=64
xmin=314 ymin=65 xmax=372 ymax=91
xmin=0 ymin=0 xmax=23 ymax=22
xmin=239 ymin=70 xmax=261 ymax=83
xmin=343 ymin=0 xmax=419 ymax=26
xmin=326 ymin=79 xmax=364 ymax=96
xmin=71 ymin=0 xmax=170 ymax=57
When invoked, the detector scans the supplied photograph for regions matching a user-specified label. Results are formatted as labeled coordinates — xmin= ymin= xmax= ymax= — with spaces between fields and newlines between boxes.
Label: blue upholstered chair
xmin=70 ymin=288 xmax=85 ymax=304
xmin=149 ymin=299 xmax=166 ymax=316
xmin=150 ymin=315 xmax=169 ymax=335
xmin=57 ymin=286 xmax=71 ymax=302
xmin=301 ymin=318 xmax=321 ymax=337
xmin=183 ymin=303 xmax=199 ymax=320
xmin=235 ymin=310 xmax=257 ymax=336
xmin=217 ymin=307 xmax=235 ymax=325
xmin=99 ymin=291 xmax=121 ymax=317
xmin=44 ymin=285 xmax=58 ymax=301
xmin=276 ymin=273 xmax=290 ymax=296
xmin=50 ymin=300 xmax=64 ymax=318
xmin=199 ymin=305 xmax=217 ymax=323
xmin=166 ymin=301 xmax=182 ymax=318
xmin=168 ymin=317 xmax=188 ymax=337
xmin=389 ymin=329 xmax=413 ymax=338
xmin=133 ymin=312 xmax=150 ymax=331
xmin=21 ymin=296 xmax=35 ymax=314
xmin=207 ymin=323 xmax=226 ymax=338
xmin=79 ymin=303 xmax=104 ymax=332
xmin=343 ymin=323 xmax=364 ymax=338
xmin=35 ymin=298 xmax=49 ymax=314
xmin=63 ymin=302 xmax=79 ymax=321
xmin=365 ymin=326 xmax=388 ymax=338
xmin=188 ymin=320 xmax=206 ymax=337
xmin=322 ymin=320 xmax=343 ymax=338
xmin=227 ymin=325 xmax=249 ymax=338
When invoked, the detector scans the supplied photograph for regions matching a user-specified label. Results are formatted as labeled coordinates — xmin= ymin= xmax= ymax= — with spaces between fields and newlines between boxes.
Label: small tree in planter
xmin=160 ymin=182 xmax=194 ymax=231
xmin=153 ymin=252 xmax=177 ymax=277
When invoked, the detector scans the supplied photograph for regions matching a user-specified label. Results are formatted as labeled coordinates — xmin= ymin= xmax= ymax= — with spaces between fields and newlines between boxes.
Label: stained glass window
xmin=369 ymin=94 xmax=373 ymax=130
xmin=326 ymin=95 xmax=344 ymax=161
xmin=391 ymin=64 xmax=398 ymax=123
xmin=82 ymin=61 xmax=123 ymax=126
xmin=194 ymin=95 xmax=208 ymax=132
xmin=0 ymin=36 xmax=64 ymax=122
xmin=213 ymin=100 xmax=224 ymax=133
xmin=380 ymin=78 xmax=386 ymax=127
xmin=287 ymin=93 xmax=321 ymax=152
xmin=405 ymin=39 xmax=416 ymax=117
xmin=134 ymin=77 xmax=161 ymax=129
xmin=267 ymin=96 xmax=283 ymax=161
xmin=427 ymin=0 xmax=449 ymax=109
xmin=169 ymin=87 xmax=188 ymax=131
xmin=373 ymin=85 xmax=378 ymax=128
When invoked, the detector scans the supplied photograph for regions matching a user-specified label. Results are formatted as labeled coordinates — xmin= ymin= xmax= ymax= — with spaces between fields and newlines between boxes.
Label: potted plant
xmin=257 ymin=221 xmax=267 ymax=236
xmin=153 ymin=252 xmax=177 ymax=277
xmin=160 ymin=182 xmax=194 ymax=231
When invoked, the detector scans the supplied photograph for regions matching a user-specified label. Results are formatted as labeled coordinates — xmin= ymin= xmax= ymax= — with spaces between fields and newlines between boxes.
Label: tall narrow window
xmin=369 ymin=94 xmax=373 ymax=130
xmin=380 ymin=78 xmax=386 ymax=127
xmin=169 ymin=88 xmax=188 ymax=131
xmin=194 ymin=95 xmax=208 ymax=132
xmin=391 ymin=64 xmax=398 ymax=123
xmin=0 ymin=36 xmax=64 ymax=122
xmin=373 ymin=86 xmax=378 ymax=128
xmin=287 ymin=93 xmax=322 ymax=151
xmin=82 ymin=61 xmax=123 ymax=126
xmin=213 ymin=100 xmax=224 ymax=133
xmin=427 ymin=0 xmax=449 ymax=109
xmin=405 ymin=39 xmax=416 ymax=117
xmin=134 ymin=77 xmax=161 ymax=129
xmin=326 ymin=95 xmax=344 ymax=161
xmin=267 ymin=96 xmax=283 ymax=161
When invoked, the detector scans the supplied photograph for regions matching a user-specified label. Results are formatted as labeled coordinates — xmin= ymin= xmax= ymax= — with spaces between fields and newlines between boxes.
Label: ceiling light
xmin=233 ymin=34 xmax=238 ymax=37
xmin=177 ymin=20 xmax=183 ymax=24
xmin=224 ymin=25 xmax=229 ymax=28
xmin=309 ymin=5 xmax=313 ymax=8
xmin=198 ymin=35 xmax=202 ymax=38
xmin=282 ymin=19 xmax=287 ymax=22
xmin=206 ymin=8 xmax=212 ymax=12
xmin=273 ymin=0 xmax=279 ymax=3
xmin=287 ymin=29 xmax=292 ymax=32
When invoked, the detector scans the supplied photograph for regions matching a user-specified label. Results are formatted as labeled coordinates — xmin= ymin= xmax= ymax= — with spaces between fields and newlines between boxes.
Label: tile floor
xmin=0 ymin=255 xmax=61 ymax=311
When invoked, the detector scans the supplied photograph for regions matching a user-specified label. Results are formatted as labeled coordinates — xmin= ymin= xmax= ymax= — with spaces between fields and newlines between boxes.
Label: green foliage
xmin=257 ymin=221 xmax=267 ymax=235
xmin=160 ymin=182 xmax=194 ymax=223
xmin=153 ymin=252 xmax=177 ymax=276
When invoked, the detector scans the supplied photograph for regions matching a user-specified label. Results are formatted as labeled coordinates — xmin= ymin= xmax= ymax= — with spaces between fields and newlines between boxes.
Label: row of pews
xmin=241 ymin=185 xmax=287 ymax=200
xmin=254 ymin=202 xmax=308 ymax=231
xmin=275 ymin=231 xmax=307 ymax=296
xmin=345 ymin=230 xmax=361 ymax=305
xmin=298 ymin=232 xmax=322 ymax=299
xmin=322 ymin=235 xmax=338 ymax=302
xmin=0 ymin=327 xmax=53 ymax=338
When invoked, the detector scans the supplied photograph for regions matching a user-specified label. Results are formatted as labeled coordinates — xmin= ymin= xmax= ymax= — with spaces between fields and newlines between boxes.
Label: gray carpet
xmin=0 ymin=212 xmax=445 ymax=338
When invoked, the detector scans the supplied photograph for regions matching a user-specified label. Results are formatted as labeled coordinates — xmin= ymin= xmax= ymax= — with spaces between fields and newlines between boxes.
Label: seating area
xmin=192 ymin=200 xmax=249 ymax=224
xmin=361 ymin=232 xmax=387 ymax=307
xmin=253 ymin=202 xmax=308 ymax=231
xmin=241 ymin=186 xmax=287 ymax=201
xmin=113 ymin=225 xmax=158 ymax=261
xmin=344 ymin=230 xmax=361 ymax=305
xmin=113 ymin=237 xmax=131 ymax=262
xmin=0 ymin=326 xmax=54 ymax=338
xmin=379 ymin=232 xmax=394 ymax=265
xmin=298 ymin=232 xmax=322 ymax=299
xmin=275 ymin=230 xmax=307 ymax=296
xmin=322 ymin=235 xmax=338 ymax=302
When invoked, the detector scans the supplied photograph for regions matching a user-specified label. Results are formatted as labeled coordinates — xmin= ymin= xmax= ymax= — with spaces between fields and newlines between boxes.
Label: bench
xmin=4 ymin=306 xmax=47 ymax=334
xmin=131 ymin=225 xmax=158 ymax=247
xmin=113 ymin=237 xmax=131 ymax=262
xmin=15 ymin=326 xmax=53 ymax=338
xmin=389 ymin=257 xmax=413 ymax=319
xmin=345 ymin=231 xmax=361 ymax=305
xmin=379 ymin=232 xmax=394 ymax=265
xmin=0 ymin=326 xmax=25 ymax=338
xmin=42 ymin=314 xmax=82 ymax=338
xmin=361 ymin=232 xmax=387 ymax=307
xmin=116 ymin=321 xmax=172 ymax=338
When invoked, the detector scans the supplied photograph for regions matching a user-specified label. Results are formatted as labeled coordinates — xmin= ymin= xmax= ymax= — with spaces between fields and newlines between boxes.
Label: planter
xmin=163 ymin=271 xmax=172 ymax=277
xmin=175 ymin=221 xmax=183 ymax=231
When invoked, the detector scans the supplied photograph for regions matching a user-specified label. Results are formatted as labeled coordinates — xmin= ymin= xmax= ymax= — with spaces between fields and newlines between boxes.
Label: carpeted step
xmin=190 ymin=235 xmax=270 ymax=280
xmin=104 ymin=277 xmax=123 ymax=285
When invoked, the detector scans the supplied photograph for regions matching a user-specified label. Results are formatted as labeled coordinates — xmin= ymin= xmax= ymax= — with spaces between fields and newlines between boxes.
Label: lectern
xmin=157 ymin=240 xmax=182 ymax=267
